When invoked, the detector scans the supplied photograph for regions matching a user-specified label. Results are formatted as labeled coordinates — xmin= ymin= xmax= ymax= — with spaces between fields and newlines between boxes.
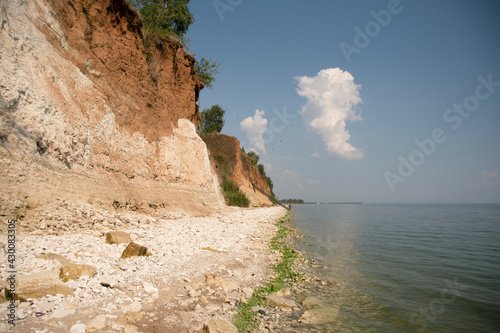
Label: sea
xmin=291 ymin=203 xmax=500 ymax=333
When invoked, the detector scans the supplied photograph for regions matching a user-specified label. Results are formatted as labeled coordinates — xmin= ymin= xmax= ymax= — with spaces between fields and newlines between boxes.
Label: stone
xmin=86 ymin=314 xmax=107 ymax=332
xmin=125 ymin=311 xmax=143 ymax=323
xmin=60 ymin=263 xmax=97 ymax=282
xmin=106 ymin=231 xmax=132 ymax=245
xmin=242 ymin=287 xmax=254 ymax=298
xmin=123 ymin=302 xmax=142 ymax=313
xmin=121 ymin=242 xmax=150 ymax=259
xmin=265 ymin=294 xmax=297 ymax=308
xmin=142 ymin=282 xmax=158 ymax=295
xmin=36 ymin=253 xmax=70 ymax=264
xmin=205 ymin=274 xmax=239 ymax=291
xmin=124 ymin=325 xmax=139 ymax=333
xmin=7 ymin=270 xmax=73 ymax=301
xmin=202 ymin=319 xmax=238 ymax=333
xmin=70 ymin=323 xmax=87 ymax=333
xmin=51 ymin=308 xmax=76 ymax=318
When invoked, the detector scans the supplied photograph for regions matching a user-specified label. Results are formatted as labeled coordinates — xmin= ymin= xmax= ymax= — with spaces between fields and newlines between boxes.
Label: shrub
xmin=221 ymin=177 xmax=249 ymax=207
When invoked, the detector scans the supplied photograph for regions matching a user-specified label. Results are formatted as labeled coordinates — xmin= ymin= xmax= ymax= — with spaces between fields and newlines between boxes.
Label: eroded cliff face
xmin=0 ymin=0 xmax=224 ymax=218
xmin=200 ymin=133 xmax=274 ymax=207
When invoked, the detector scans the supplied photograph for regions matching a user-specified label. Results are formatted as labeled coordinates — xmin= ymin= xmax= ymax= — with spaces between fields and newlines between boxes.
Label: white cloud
xmin=295 ymin=68 xmax=364 ymax=160
xmin=467 ymin=168 xmax=500 ymax=189
xmin=311 ymin=152 xmax=320 ymax=158
xmin=280 ymin=169 xmax=305 ymax=190
xmin=240 ymin=109 xmax=268 ymax=154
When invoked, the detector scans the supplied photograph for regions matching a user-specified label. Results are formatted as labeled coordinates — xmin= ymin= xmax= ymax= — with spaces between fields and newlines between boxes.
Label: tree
xmin=128 ymin=0 xmax=194 ymax=40
xmin=246 ymin=151 xmax=259 ymax=165
xmin=198 ymin=105 xmax=225 ymax=133
xmin=195 ymin=58 xmax=220 ymax=89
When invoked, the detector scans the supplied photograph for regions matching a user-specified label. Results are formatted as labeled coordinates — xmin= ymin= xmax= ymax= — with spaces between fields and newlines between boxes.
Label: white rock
xmin=70 ymin=323 xmax=87 ymax=333
xmin=86 ymin=314 xmax=107 ymax=332
xmin=51 ymin=308 xmax=76 ymax=318
xmin=142 ymin=282 xmax=158 ymax=294
xmin=123 ymin=302 xmax=142 ymax=313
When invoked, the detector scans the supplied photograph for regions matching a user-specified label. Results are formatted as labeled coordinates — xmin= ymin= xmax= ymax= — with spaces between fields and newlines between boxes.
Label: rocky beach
xmin=0 ymin=204 xmax=287 ymax=332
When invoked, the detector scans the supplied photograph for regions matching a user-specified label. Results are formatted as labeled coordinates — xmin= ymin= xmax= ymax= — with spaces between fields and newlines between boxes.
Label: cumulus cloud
xmin=295 ymin=68 xmax=364 ymax=160
xmin=240 ymin=109 xmax=268 ymax=154
xmin=281 ymin=169 xmax=305 ymax=190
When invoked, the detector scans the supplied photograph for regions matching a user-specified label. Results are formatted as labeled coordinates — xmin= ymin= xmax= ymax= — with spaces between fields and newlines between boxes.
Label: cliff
xmin=0 ymin=0 xmax=225 ymax=219
xmin=200 ymin=133 xmax=274 ymax=207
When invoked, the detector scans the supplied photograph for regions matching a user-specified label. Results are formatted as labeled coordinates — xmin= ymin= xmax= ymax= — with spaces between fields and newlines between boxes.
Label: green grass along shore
xmin=234 ymin=211 xmax=304 ymax=331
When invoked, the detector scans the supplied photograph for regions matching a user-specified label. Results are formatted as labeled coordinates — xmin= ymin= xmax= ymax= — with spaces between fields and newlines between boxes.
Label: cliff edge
xmin=0 ymin=0 xmax=224 ymax=219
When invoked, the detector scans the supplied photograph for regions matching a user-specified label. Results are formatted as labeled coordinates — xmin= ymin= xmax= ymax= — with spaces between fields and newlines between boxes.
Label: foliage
xmin=128 ymin=0 xmax=194 ymax=41
xmin=198 ymin=104 xmax=225 ymax=133
xmin=234 ymin=212 xmax=304 ymax=331
xmin=221 ymin=177 xmax=249 ymax=207
xmin=280 ymin=198 xmax=304 ymax=204
xmin=246 ymin=151 xmax=259 ymax=165
xmin=195 ymin=57 xmax=220 ymax=89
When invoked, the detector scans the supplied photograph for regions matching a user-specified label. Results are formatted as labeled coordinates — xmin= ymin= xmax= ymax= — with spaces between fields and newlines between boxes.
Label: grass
xmin=222 ymin=177 xmax=250 ymax=207
xmin=233 ymin=212 xmax=304 ymax=332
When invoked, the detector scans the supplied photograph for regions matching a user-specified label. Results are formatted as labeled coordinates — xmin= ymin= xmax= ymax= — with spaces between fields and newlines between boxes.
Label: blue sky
xmin=186 ymin=0 xmax=500 ymax=203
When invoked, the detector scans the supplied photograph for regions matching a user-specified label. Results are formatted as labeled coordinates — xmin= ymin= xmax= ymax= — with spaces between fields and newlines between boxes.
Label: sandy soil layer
xmin=0 ymin=204 xmax=287 ymax=332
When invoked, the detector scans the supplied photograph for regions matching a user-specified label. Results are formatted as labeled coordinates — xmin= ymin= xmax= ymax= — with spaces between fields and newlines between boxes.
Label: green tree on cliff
xmin=198 ymin=105 xmax=226 ymax=133
xmin=195 ymin=58 xmax=220 ymax=89
xmin=128 ymin=0 xmax=194 ymax=40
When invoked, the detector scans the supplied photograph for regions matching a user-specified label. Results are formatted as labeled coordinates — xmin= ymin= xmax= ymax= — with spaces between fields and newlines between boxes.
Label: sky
xmin=185 ymin=0 xmax=500 ymax=204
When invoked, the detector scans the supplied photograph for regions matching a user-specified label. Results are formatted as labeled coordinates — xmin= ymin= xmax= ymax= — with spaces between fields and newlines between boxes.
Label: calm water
xmin=293 ymin=204 xmax=500 ymax=332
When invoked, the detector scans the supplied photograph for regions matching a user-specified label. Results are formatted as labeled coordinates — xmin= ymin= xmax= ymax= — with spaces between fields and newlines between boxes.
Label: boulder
xmin=265 ymin=294 xmax=297 ymax=308
xmin=106 ymin=231 xmax=132 ymax=245
xmin=202 ymin=319 xmax=238 ymax=333
xmin=86 ymin=314 xmax=107 ymax=332
xmin=36 ymin=253 xmax=70 ymax=264
xmin=121 ymin=242 xmax=151 ymax=259
xmin=70 ymin=323 xmax=87 ymax=333
xmin=6 ymin=270 xmax=73 ymax=301
xmin=60 ymin=263 xmax=97 ymax=282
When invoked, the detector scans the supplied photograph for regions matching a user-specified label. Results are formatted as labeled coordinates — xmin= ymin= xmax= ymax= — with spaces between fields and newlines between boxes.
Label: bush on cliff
xmin=222 ymin=178 xmax=249 ymax=207
xmin=128 ymin=0 xmax=193 ymax=40
xmin=198 ymin=104 xmax=225 ymax=133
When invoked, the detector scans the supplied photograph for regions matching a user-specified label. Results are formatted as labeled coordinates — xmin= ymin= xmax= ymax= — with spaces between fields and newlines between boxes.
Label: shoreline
xmin=0 ymin=203 xmax=287 ymax=332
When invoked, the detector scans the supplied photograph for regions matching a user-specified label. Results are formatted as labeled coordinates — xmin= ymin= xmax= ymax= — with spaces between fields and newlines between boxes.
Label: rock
xmin=86 ymin=314 xmax=107 ymax=332
xmin=265 ymin=294 xmax=297 ymax=308
xmin=7 ymin=270 xmax=73 ymax=301
xmin=106 ymin=231 xmax=132 ymax=244
xmin=124 ymin=325 xmax=139 ymax=333
xmin=70 ymin=323 xmax=87 ymax=333
xmin=125 ymin=311 xmax=143 ymax=323
xmin=123 ymin=302 xmax=142 ymax=313
xmin=298 ymin=305 xmax=340 ymax=325
xmin=36 ymin=253 xmax=70 ymax=264
xmin=60 ymin=263 xmax=97 ymax=282
xmin=202 ymin=319 xmax=238 ymax=333
xmin=121 ymin=242 xmax=151 ymax=259
xmin=51 ymin=308 xmax=76 ymax=318
xmin=205 ymin=274 xmax=239 ymax=290
xmin=242 ymin=287 xmax=254 ymax=298
xmin=142 ymin=282 xmax=158 ymax=295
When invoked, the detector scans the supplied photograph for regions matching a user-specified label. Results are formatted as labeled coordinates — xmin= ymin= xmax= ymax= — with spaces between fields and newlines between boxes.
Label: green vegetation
xmin=234 ymin=212 xmax=304 ymax=331
xmin=246 ymin=151 xmax=259 ymax=165
xmin=195 ymin=58 xmax=220 ymax=89
xmin=221 ymin=177 xmax=249 ymax=207
xmin=280 ymin=198 xmax=304 ymax=204
xmin=128 ymin=0 xmax=193 ymax=41
xmin=198 ymin=104 xmax=226 ymax=133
